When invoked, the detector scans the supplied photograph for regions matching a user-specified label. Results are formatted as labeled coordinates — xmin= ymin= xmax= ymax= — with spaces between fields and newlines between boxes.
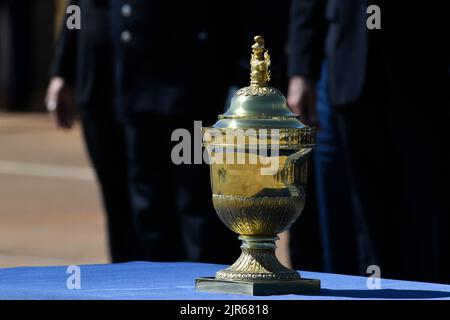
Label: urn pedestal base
xmin=195 ymin=236 xmax=321 ymax=296
xmin=195 ymin=277 xmax=321 ymax=296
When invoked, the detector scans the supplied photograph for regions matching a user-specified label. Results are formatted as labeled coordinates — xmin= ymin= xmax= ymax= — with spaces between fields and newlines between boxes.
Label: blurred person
xmin=45 ymin=0 xmax=240 ymax=263
xmin=288 ymin=0 xmax=450 ymax=282
xmin=233 ymin=0 xmax=323 ymax=272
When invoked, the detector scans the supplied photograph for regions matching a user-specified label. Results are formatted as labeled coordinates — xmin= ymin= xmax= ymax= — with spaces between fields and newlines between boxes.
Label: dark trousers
xmin=334 ymin=96 xmax=450 ymax=283
xmin=0 ymin=0 xmax=31 ymax=110
xmin=81 ymin=107 xmax=240 ymax=263
xmin=313 ymin=61 xmax=358 ymax=275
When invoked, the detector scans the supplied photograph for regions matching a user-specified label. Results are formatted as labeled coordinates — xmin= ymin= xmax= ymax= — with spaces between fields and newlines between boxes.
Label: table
xmin=1 ymin=261 xmax=450 ymax=300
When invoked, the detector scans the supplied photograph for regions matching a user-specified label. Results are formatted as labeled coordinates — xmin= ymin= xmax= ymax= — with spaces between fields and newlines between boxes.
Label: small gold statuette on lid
xmin=250 ymin=35 xmax=271 ymax=86
xmin=196 ymin=36 xmax=320 ymax=295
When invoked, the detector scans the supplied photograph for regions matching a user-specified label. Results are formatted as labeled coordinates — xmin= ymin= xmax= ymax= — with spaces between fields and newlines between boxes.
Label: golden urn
xmin=196 ymin=36 xmax=320 ymax=295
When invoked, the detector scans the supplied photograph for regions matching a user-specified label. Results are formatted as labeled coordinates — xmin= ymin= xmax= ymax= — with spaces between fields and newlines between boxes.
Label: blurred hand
xmin=287 ymin=76 xmax=317 ymax=126
xmin=45 ymin=77 xmax=76 ymax=129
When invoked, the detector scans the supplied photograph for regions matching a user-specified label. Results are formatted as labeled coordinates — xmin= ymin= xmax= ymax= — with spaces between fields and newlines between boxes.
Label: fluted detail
xmin=213 ymin=195 xmax=305 ymax=235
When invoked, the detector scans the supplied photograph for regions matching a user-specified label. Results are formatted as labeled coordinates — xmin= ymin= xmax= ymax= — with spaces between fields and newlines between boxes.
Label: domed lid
xmin=212 ymin=35 xmax=305 ymax=130
xmin=205 ymin=36 xmax=315 ymax=150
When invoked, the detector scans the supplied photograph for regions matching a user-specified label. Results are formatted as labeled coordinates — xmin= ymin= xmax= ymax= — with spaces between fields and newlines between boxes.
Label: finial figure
xmin=250 ymin=35 xmax=271 ymax=86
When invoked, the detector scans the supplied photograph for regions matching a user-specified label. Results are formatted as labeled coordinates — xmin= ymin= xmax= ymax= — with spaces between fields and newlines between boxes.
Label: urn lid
xmin=212 ymin=36 xmax=306 ymax=130
xmin=205 ymin=36 xmax=315 ymax=150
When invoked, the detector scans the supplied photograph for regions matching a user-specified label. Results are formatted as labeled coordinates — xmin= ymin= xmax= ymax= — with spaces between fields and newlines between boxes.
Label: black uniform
xmin=51 ymin=0 xmax=240 ymax=263
xmin=289 ymin=0 xmax=450 ymax=282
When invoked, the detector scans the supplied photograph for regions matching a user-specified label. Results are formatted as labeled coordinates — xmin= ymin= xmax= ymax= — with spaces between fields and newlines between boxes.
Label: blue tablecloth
xmin=1 ymin=261 xmax=450 ymax=300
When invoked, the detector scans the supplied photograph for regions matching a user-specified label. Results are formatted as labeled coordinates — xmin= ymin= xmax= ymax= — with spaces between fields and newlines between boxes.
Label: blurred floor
xmin=0 ymin=112 xmax=293 ymax=268
xmin=0 ymin=112 xmax=108 ymax=267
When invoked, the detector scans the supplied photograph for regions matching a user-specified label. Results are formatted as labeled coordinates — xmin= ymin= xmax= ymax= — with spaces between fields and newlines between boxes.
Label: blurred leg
xmin=6 ymin=0 xmax=31 ymax=110
xmin=313 ymin=61 xmax=358 ymax=274
xmin=334 ymin=102 xmax=400 ymax=277
xmin=81 ymin=110 xmax=139 ymax=262
xmin=124 ymin=116 xmax=183 ymax=261
xmin=386 ymin=94 xmax=447 ymax=283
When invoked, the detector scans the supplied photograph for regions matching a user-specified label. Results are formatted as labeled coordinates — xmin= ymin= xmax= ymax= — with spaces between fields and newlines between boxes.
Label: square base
xmin=195 ymin=277 xmax=321 ymax=296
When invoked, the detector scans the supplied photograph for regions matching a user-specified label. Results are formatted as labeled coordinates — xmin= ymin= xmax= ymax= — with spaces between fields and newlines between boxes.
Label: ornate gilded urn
xmin=196 ymin=36 xmax=320 ymax=295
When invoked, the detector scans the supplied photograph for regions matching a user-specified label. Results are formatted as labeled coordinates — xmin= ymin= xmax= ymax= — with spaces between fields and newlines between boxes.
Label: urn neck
xmin=239 ymin=235 xmax=279 ymax=250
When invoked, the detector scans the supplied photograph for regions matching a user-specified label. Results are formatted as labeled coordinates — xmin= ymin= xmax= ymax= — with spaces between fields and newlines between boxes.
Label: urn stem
xmin=215 ymin=235 xmax=301 ymax=282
